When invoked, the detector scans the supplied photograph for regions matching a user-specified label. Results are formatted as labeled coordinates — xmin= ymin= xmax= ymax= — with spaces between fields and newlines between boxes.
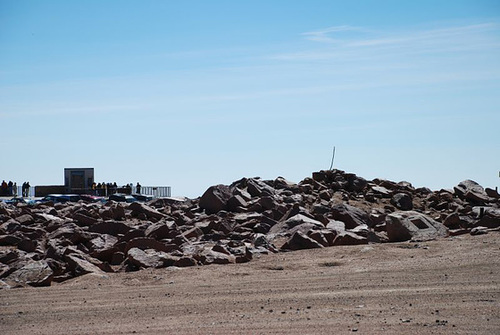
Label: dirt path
xmin=2 ymin=233 xmax=499 ymax=334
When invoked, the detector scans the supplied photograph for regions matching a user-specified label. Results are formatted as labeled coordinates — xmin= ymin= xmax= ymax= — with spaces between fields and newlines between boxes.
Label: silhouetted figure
xmin=25 ymin=182 xmax=30 ymax=197
xmin=1 ymin=180 xmax=7 ymax=196
xmin=136 ymin=182 xmax=141 ymax=194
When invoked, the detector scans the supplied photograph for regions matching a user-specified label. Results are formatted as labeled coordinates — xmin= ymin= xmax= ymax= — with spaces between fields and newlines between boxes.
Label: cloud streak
xmin=274 ymin=22 xmax=500 ymax=61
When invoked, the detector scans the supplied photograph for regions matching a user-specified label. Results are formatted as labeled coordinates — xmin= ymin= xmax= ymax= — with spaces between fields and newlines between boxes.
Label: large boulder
xmin=4 ymin=260 xmax=53 ymax=287
xmin=129 ymin=202 xmax=165 ymax=220
xmin=472 ymin=207 xmax=500 ymax=228
xmin=127 ymin=248 xmax=176 ymax=268
xmin=454 ymin=180 xmax=490 ymax=204
xmin=386 ymin=211 xmax=448 ymax=242
xmin=281 ymin=230 xmax=325 ymax=250
xmin=330 ymin=204 xmax=371 ymax=229
xmin=199 ymin=185 xmax=232 ymax=214
xmin=391 ymin=193 xmax=413 ymax=210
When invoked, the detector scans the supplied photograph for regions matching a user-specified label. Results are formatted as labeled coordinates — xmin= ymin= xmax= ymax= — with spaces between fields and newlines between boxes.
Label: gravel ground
xmin=1 ymin=232 xmax=499 ymax=334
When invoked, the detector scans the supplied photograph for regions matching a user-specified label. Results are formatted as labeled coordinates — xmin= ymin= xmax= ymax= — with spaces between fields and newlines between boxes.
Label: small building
xmin=64 ymin=168 xmax=94 ymax=193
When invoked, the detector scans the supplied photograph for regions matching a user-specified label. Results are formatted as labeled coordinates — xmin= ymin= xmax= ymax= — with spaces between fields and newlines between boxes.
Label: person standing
xmin=136 ymin=182 xmax=141 ymax=194
xmin=7 ymin=181 xmax=13 ymax=196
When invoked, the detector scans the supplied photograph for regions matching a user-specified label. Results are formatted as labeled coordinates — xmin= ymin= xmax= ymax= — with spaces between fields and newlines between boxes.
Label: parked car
xmin=131 ymin=193 xmax=153 ymax=202
xmin=2 ymin=197 xmax=33 ymax=205
xmin=79 ymin=194 xmax=106 ymax=203
xmin=38 ymin=194 xmax=81 ymax=203
xmin=108 ymin=193 xmax=137 ymax=203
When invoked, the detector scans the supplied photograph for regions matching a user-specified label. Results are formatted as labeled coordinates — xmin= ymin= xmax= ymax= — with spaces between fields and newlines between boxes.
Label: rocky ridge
xmin=1 ymin=169 xmax=499 ymax=288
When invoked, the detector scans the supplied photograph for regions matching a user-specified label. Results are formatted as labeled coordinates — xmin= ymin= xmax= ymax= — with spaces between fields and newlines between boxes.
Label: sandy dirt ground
xmin=1 ymin=232 xmax=499 ymax=334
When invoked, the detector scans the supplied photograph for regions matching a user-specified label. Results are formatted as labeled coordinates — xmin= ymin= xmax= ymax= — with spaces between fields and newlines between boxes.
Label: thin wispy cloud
xmin=0 ymin=104 xmax=147 ymax=118
xmin=301 ymin=25 xmax=367 ymax=43
xmin=273 ymin=22 xmax=500 ymax=61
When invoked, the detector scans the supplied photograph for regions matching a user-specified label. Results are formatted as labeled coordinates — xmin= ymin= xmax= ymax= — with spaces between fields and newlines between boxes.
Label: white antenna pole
xmin=329 ymin=146 xmax=336 ymax=170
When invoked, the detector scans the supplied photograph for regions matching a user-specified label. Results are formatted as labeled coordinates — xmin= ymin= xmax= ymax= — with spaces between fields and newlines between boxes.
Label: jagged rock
xmin=174 ymin=256 xmax=197 ymax=267
xmin=0 ymin=249 xmax=20 ymax=265
xmin=273 ymin=177 xmax=299 ymax=192
xmin=454 ymin=180 xmax=491 ymax=205
xmin=124 ymin=237 xmax=174 ymax=254
xmin=182 ymin=227 xmax=203 ymax=240
xmin=145 ymin=221 xmax=177 ymax=239
xmin=1 ymin=219 xmax=21 ymax=234
xmin=472 ymin=207 xmax=500 ymax=228
xmin=89 ymin=220 xmax=132 ymax=236
xmin=269 ymin=214 xmax=324 ymax=236
xmin=331 ymin=204 xmax=371 ymax=229
xmin=386 ymin=211 xmax=448 ymax=242
xmin=0 ymin=234 xmax=22 ymax=246
xmin=129 ymin=202 xmax=165 ymax=220
xmin=333 ymin=231 xmax=368 ymax=245
xmin=127 ymin=248 xmax=177 ymax=268
xmin=74 ymin=212 xmax=98 ymax=226
xmin=227 ymin=195 xmax=248 ymax=212
xmin=371 ymin=186 xmax=392 ymax=197
xmin=485 ymin=188 xmax=500 ymax=199
xmin=17 ymin=239 xmax=37 ymax=252
xmin=15 ymin=214 xmax=34 ymax=225
xmin=281 ymin=231 xmax=324 ymax=250
xmin=391 ymin=193 xmax=413 ymax=210
xmin=65 ymin=254 xmax=105 ymax=276
xmin=199 ymin=184 xmax=232 ymax=214
xmin=200 ymin=249 xmax=235 ymax=265
xmin=247 ymin=178 xmax=275 ymax=197
xmin=5 ymin=260 xmax=53 ymax=287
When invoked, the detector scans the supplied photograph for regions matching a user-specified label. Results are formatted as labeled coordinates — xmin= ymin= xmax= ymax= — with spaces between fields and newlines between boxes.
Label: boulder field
xmin=1 ymin=169 xmax=499 ymax=288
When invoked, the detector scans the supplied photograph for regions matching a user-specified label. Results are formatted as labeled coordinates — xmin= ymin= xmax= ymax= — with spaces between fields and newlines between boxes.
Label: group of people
xmin=91 ymin=182 xmax=119 ymax=196
xmin=90 ymin=182 xmax=142 ymax=196
xmin=1 ymin=180 xmax=30 ymax=197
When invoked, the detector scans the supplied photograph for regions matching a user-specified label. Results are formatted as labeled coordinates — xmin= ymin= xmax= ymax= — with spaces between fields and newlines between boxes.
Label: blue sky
xmin=1 ymin=0 xmax=499 ymax=197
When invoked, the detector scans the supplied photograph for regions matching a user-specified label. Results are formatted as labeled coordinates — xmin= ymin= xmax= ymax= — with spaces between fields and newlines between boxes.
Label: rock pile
xmin=1 ymin=170 xmax=499 ymax=288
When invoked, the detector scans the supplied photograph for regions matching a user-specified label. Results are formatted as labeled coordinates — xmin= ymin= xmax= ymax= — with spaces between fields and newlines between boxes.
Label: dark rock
xmin=200 ymin=249 xmax=235 ymax=265
xmin=227 ymin=195 xmax=248 ymax=212
xmin=16 ymin=214 xmax=35 ymax=225
xmin=127 ymin=248 xmax=176 ymax=268
xmin=181 ymin=227 xmax=203 ymax=240
xmin=273 ymin=177 xmax=299 ymax=192
xmin=17 ymin=239 xmax=37 ymax=253
xmin=333 ymin=231 xmax=368 ymax=246
xmin=65 ymin=254 xmax=105 ymax=276
xmin=485 ymin=188 xmax=500 ymax=199
xmin=129 ymin=202 xmax=165 ymax=220
xmin=331 ymin=204 xmax=371 ymax=229
xmin=174 ymin=256 xmax=197 ymax=267
xmin=5 ymin=260 xmax=53 ymax=287
xmin=454 ymin=180 xmax=490 ymax=205
xmin=199 ymin=184 xmax=232 ymax=214
xmin=73 ymin=212 xmax=98 ymax=226
xmin=1 ymin=219 xmax=21 ymax=233
xmin=247 ymin=178 xmax=275 ymax=197
xmin=89 ymin=220 xmax=132 ymax=236
xmin=473 ymin=207 xmax=500 ymax=228
xmin=281 ymin=231 xmax=324 ymax=250
xmin=0 ymin=234 xmax=22 ymax=246
xmin=144 ymin=221 xmax=177 ymax=239
xmin=371 ymin=186 xmax=392 ymax=197
xmin=391 ymin=193 xmax=413 ymax=210
xmin=386 ymin=211 xmax=448 ymax=242
xmin=124 ymin=237 xmax=174 ymax=254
